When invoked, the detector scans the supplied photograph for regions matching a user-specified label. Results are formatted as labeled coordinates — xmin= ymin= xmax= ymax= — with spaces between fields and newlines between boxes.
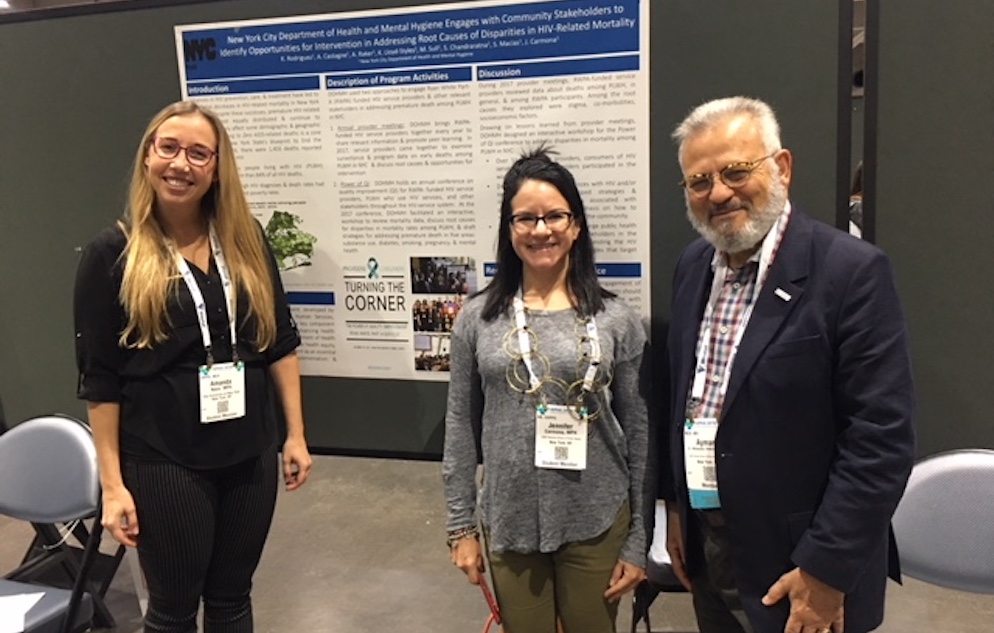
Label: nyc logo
xmin=184 ymin=37 xmax=217 ymax=67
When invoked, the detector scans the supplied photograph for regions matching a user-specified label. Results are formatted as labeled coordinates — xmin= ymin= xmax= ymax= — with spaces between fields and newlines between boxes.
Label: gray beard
xmin=686 ymin=180 xmax=788 ymax=256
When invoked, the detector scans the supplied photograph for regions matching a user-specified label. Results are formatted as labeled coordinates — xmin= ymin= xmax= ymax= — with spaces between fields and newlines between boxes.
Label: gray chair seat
xmin=0 ymin=579 xmax=93 ymax=633
xmin=892 ymin=448 xmax=994 ymax=594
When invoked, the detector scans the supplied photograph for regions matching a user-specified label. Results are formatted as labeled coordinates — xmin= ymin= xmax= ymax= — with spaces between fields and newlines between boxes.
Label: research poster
xmin=175 ymin=0 xmax=649 ymax=381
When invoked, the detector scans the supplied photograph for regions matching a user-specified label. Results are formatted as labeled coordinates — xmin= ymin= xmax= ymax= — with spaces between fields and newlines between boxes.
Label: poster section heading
xmin=181 ymin=0 xmax=639 ymax=81
xmin=484 ymin=262 xmax=641 ymax=278
xmin=192 ymin=56 xmax=639 ymax=96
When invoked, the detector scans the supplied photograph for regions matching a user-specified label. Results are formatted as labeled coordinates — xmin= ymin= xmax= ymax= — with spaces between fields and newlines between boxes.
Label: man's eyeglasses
xmin=509 ymin=210 xmax=574 ymax=233
xmin=151 ymin=136 xmax=217 ymax=167
xmin=679 ymin=152 xmax=777 ymax=197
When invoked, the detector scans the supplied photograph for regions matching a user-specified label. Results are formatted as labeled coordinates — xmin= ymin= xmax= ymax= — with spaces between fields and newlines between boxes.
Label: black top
xmin=74 ymin=225 xmax=300 ymax=469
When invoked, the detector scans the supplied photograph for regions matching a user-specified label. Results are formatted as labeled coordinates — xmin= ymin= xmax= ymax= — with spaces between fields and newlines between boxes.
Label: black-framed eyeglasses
xmin=509 ymin=210 xmax=574 ymax=233
xmin=678 ymin=152 xmax=778 ymax=197
xmin=151 ymin=136 xmax=217 ymax=167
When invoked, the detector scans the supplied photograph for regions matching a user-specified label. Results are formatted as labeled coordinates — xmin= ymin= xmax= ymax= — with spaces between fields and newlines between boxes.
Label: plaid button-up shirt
xmin=688 ymin=207 xmax=790 ymax=420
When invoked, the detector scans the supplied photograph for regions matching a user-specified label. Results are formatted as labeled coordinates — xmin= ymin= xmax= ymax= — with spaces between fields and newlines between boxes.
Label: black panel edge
xmin=835 ymin=0 xmax=854 ymax=232
xmin=861 ymin=0 xmax=879 ymax=244
xmin=0 ymin=0 xmax=230 ymax=24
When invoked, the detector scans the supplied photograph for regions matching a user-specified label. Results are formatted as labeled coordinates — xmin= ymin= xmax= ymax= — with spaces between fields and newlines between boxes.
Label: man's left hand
xmin=762 ymin=567 xmax=844 ymax=633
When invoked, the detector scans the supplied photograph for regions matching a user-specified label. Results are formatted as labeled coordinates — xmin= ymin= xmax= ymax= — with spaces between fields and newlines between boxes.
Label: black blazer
xmin=665 ymin=209 xmax=915 ymax=633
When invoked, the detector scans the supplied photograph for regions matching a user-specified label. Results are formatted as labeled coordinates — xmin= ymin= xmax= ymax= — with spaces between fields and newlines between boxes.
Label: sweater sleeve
xmin=441 ymin=304 xmax=484 ymax=533
xmin=611 ymin=308 xmax=655 ymax=567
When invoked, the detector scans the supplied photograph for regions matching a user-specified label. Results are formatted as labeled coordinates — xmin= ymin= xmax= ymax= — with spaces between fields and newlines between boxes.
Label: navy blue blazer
xmin=665 ymin=209 xmax=915 ymax=633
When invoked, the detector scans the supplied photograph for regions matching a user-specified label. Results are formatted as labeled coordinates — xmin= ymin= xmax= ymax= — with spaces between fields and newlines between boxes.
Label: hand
xmin=282 ymin=436 xmax=313 ymax=491
xmin=101 ymin=485 xmax=139 ymax=547
xmin=665 ymin=504 xmax=692 ymax=591
xmin=762 ymin=567 xmax=844 ymax=633
xmin=450 ymin=535 xmax=485 ymax=585
xmin=604 ymin=560 xmax=646 ymax=602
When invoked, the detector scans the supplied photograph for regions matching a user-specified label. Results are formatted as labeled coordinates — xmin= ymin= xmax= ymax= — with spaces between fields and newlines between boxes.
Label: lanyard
xmin=511 ymin=293 xmax=601 ymax=394
xmin=690 ymin=211 xmax=787 ymax=403
xmin=174 ymin=224 xmax=238 ymax=367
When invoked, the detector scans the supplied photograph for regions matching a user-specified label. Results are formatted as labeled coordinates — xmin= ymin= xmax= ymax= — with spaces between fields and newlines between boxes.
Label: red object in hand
xmin=479 ymin=575 xmax=501 ymax=625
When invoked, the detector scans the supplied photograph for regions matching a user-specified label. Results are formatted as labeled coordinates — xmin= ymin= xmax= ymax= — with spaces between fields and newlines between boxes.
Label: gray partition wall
xmin=873 ymin=1 xmax=994 ymax=454
xmin=0 ymin=0 xmax=841 ymax=457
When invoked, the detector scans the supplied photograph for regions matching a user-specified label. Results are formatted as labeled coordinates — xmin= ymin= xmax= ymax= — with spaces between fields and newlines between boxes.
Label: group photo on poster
xmin=410 ymin=255 xmax=476 ymax=373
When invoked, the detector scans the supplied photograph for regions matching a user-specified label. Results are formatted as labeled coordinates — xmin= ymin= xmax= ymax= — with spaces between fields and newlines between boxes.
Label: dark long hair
xmin=479 ymin=146 xmax=613 ymax=321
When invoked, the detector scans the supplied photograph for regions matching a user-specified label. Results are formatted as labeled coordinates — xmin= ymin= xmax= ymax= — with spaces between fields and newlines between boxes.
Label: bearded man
xmin=661 ymin=96 xmax=915 ymax=633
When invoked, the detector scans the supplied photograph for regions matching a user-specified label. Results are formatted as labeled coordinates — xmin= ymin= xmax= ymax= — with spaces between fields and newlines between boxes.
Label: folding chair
xmin=7 ymin=415 xmax=126 ymax=628
xmin=631 ymin=501 xmax=689 ymax=633
xmin=892 ymin=448 xmax=994 ymax=594
xmin=0 ymin=414 xmax=108 ymax=633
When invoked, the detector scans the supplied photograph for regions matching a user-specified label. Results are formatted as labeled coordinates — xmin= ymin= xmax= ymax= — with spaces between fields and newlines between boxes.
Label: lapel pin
xmin=774 ymin=287 xmax=792 ymax=302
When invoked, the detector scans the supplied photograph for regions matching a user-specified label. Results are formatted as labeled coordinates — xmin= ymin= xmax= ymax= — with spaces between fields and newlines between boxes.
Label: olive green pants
xmin=485 ymin=500 xmax=630 ymax=633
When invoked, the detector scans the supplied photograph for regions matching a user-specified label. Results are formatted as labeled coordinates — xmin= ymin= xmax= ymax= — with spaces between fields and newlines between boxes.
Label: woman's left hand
xmin=604 ymin=560 xmax=646 ymax=602
xmin=282 ymin=436 xmax=313 ymax=491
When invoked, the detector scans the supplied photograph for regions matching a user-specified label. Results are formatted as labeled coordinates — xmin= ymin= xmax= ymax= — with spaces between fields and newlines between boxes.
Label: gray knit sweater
xmin=442 ymin=294 xmax=654 ymax=566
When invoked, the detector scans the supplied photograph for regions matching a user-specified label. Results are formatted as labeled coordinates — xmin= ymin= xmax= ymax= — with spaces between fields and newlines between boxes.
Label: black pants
xmin=691 ymin=511 xmax=756 ymax=633
xmin=124 ymin=448 xmax=278 ymax=633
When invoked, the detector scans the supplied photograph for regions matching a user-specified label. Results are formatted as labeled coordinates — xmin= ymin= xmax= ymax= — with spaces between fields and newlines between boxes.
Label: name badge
xmin=535 ymin=404 xmax=587 ymax=471
xmin=198 ymin=362 xmax=246 ymax=424
xmin=684 ymin=417 xmax=720 ymax=509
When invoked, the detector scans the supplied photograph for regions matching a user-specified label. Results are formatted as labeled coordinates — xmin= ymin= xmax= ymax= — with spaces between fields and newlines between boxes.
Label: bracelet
xmin=446 ymin=526 xmax=479 ymax=549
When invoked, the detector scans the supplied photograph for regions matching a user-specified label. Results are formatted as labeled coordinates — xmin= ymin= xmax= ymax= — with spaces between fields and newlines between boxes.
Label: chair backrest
xmin=892 ymin=448 xmax=994 ymax=594
xmin=0 ymin=415 xmax=99 ymax=523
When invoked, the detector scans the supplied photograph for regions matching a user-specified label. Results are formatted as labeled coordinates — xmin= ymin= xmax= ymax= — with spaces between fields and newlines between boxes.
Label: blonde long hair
xmin=118 ymin=101 xmax=277 ymax=350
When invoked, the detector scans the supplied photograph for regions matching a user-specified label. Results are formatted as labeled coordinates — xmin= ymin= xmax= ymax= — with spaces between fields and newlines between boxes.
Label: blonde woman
xmin=74 ymin=101 xmax=312 ymax=632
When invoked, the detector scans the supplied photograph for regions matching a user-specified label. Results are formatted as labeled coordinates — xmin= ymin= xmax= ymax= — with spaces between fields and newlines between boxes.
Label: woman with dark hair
xmin=443 ymin=147 xmax=653 ymax=633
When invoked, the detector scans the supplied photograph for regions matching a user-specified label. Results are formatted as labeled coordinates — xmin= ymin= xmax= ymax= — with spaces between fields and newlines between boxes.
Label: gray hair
xmin=672 ymin=96 xmax=782 ymax=158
